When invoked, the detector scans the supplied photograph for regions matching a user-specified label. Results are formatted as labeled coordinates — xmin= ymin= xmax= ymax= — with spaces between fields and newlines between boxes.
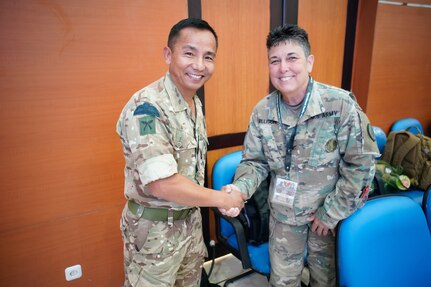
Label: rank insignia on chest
xmin=139 ymin=116 xmax=156 ymax=135
xmin=325 ymin=138 xmax=338 ymax=152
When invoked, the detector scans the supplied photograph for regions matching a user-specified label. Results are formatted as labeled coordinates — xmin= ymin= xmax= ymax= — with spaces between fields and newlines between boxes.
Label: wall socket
xmin=65 ymin=264 xmax=82 ymax=281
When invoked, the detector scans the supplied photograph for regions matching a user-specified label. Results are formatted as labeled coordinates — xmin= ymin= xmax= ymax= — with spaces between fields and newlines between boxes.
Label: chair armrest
xmin=212 ymin=208 xmax=252 ymax=269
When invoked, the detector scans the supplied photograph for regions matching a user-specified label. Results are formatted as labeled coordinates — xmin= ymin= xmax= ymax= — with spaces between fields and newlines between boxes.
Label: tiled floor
xmin=203 ymin=253 xmax=310 ymax=287
xmin=203 ymin=254 xmax=268 ymax=286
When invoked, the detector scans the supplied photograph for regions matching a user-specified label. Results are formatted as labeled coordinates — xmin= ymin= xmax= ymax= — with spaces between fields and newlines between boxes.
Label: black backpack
xmin=237 ymin=176 xmax=270 ymax=245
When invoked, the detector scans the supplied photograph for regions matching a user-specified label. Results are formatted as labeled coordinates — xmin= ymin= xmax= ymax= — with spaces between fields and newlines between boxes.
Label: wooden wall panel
xmin=350 ymin=0 xmax=378 ymax=110
xmin=201 ymin=0 xmax=270 ymax=137
xmin=0 ymin=1 xmax=187 ymax=286
xmin=298 ymin=0 xmax=348 ymax=87
xmin=366 ymin=3 xmax=431 ymax=133
xmin=0 ymin=206 xmax=123 ymax=287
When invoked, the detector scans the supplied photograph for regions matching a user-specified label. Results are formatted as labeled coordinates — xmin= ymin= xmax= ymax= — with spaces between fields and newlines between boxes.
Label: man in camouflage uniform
xmin=116 ymin=18 xmax=245 ymax=287
xmin=232 ymin=25 xmax=379 ymax=286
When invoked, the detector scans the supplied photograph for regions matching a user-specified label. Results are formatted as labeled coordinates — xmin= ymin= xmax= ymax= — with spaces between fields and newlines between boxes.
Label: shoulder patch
xmin=139 ymin=116 xmax=156 ymax=136
xmin=134 ymin=102 xmax=160 ymax=117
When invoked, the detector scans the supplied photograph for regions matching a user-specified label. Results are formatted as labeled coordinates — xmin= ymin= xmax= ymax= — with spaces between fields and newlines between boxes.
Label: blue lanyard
xmin=276 ymin=77 xmax=314 ymax=171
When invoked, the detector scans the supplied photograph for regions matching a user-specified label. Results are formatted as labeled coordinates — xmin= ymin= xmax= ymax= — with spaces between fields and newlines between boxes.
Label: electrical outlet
xmin=65 ymin=264 xmax=82 ymax=281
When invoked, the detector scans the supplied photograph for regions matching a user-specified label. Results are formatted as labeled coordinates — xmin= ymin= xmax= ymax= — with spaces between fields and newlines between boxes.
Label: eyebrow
xmin=182 ymin=44 xmax=216 ymax=58
xmin=269 ymin=52 xmax=299 ymax=59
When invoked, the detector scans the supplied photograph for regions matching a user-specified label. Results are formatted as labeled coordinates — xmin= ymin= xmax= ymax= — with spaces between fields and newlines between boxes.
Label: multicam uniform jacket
xmin=234 ymin=78 xmax=379 ymax=228
xmin=116 ymin=72 xmax=208 ymax=209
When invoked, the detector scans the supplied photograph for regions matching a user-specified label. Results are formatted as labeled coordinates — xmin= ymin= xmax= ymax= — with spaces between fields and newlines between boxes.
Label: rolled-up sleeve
xmin=138 ymin=154 xmax=178 ymax=185
xmin=125 ymin=101 xmax=178 ymax=185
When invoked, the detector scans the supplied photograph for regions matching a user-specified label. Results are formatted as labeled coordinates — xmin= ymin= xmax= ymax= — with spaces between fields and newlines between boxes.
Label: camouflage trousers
xmin=120 ymin=204 xmax=208 ymax=287
xmin=269 ymin=215 xmax=335 ymax=287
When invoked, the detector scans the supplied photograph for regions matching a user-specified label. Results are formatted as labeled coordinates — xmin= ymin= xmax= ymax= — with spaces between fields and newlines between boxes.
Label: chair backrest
xmin=337 ymin=195 xmax=431 ymax=287
xmin=372 ymin=126 xmax=387 ymax=156
xmin=390 ymin=117 xmax=424 ymax=134
xmin=424 ymin=190 xmax=431 ymax=232
xmin=212 ymin=150 xmax=271 ymax=276
xmin=212 ymin=150 xmax=242 ymax=190
xmin=212 ymin=150 xmax=242 ymax=240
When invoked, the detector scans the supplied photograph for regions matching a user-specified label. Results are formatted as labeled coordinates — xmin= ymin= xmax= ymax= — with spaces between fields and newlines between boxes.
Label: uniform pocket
xmin=261 ymin=125 xmax=285 ymax=170
xmin=120 ymin=205 xmax=153 ymax=252
xmin=140 ymin=222 xmax=180 ymax=256
xmin=309 ymin=121 xmax=339 ymax=167
xmin=173 ymin=129 xmax=197 ymax=151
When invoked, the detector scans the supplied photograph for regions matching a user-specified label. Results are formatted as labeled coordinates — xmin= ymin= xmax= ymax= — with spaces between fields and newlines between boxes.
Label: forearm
xmin=147 ymin=173 xmax=234 ymax=209
xmin=233 ymin=161 xmax=267 ymax=198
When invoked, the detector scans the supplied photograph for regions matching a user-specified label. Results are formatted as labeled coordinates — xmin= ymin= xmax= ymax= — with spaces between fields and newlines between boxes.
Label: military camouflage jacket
xmin=234 ymin=79 xmax=379 ymax=228
xmin=116 ymin=73 xmax=208 ymax=209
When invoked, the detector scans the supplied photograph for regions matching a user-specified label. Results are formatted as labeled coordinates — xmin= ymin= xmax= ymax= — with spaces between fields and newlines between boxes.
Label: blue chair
xmin=397 ymin=190 xmax=425 ymax=205
xmin=372 ymin=126 xmax=386 ymax=158
xmin=337 ymin=195 xmax=431 ymax=287
xmin=212 ymin=150 xmax=270 ymax=284
xmin=390 ymin=117 xmax=424 ymax=134
xmin=423 ymin=189 xmax=431 ymax=232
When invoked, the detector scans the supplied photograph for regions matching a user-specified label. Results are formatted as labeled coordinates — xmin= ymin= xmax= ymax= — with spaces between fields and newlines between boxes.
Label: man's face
xmin=268 ymin=40 xmax=314 ymax=101
xmin=164 ymin=27 xmax=217 ymax=99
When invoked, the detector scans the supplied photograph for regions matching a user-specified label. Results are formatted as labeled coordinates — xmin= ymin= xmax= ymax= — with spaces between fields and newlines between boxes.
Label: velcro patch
xmin=325 ymin=138 xmax=338 ymax=152
xmin=139 ymin=116 xmax=156 ymax=136
xmin=134 ymin=102 xmax=160 ymax=117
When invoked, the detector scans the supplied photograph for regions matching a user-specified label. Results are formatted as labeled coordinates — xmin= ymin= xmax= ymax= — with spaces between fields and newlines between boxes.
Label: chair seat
xmin=225 ymin=233 xmax=270 ymax=274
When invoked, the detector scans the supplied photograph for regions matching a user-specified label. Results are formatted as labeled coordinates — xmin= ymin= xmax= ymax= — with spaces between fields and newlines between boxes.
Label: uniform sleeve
xmin=233 ymin=110 xmax=270 ymax=199
xmin=316 ymin=104 xmax=379 ymax=228
xmin=125 ymin=101 xmax=178 ymax=185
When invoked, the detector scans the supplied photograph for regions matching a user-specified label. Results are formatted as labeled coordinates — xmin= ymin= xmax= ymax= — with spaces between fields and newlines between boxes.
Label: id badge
xmin=271 ymin=177 xmax=298 ymax=208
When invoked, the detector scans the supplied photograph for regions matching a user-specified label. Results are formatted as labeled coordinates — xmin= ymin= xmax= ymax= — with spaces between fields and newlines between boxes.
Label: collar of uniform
xmin=297 ymin=80 xmax=325 ymax=124
xmin=163 ymin=72 xmax=189 ymax=113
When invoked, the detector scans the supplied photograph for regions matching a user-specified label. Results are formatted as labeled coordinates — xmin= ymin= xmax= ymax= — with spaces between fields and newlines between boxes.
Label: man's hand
xmin=310 ymin=215 xmax=335 ymax=236
xmin=218 ymin=184 xmax=245 ymax=217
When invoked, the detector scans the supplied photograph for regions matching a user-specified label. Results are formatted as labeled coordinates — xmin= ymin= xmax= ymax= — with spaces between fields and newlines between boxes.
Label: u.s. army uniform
xmin=116 ymin=73 xmax=208 ymax=287
xmin=233 ymin=78 xmax=379 ymax=287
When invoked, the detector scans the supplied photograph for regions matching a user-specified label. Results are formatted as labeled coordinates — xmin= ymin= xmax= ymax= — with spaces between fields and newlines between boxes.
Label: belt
xmin=127 ymin=200 xmax=195 ymax=225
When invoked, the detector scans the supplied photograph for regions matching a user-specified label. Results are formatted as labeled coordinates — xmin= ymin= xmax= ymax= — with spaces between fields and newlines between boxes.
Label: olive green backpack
xmin=382 ymin=130 xmax=431 ymax=191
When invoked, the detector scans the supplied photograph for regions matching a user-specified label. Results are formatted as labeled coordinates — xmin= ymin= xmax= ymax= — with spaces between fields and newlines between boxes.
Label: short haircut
xmin=168 ymin=18 xmax=218 ymax=49
xmin=266 ymin=24 xmax=311 ymax=57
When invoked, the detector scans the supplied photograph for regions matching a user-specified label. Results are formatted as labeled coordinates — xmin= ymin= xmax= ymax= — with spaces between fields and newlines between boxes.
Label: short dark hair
xmin=168 ymin=18 xmax=218 ymax=49
xmin=266 ymin=24 xmax=311 ymax=57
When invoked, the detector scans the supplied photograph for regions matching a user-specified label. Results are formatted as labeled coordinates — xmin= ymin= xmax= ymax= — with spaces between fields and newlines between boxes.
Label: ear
xmin=163 ymin=47 xmax=172 ymax=65
xmin=307 ymin=54 xmax=314 ymax=74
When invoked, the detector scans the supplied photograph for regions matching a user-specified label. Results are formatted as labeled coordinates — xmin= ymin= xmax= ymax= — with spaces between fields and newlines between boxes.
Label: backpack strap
xmin=391 ymin=132 xmax=420 ymax=166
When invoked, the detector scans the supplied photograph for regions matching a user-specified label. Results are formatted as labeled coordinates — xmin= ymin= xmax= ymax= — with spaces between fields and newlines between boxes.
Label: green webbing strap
xmin=391 ymin=132 xmax=420 ymax=166
xmin=127 ymin=200 xmax=194 ymax=221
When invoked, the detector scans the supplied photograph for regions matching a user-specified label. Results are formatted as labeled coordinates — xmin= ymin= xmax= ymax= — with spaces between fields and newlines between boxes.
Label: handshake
xmin=218 ymin=184 xmax=246 ymax=217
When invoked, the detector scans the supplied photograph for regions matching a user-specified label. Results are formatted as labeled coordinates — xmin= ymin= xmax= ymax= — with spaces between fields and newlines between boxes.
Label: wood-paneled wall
xmin=298 ymin=0 xmax=348 ymax=87
xmin=0 ymin=1 xmax=187 ymax=286
xmin=365 ymin=2 xmax=431 ymax=133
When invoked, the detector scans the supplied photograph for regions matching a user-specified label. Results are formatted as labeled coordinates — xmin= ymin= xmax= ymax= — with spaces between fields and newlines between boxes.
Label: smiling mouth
xmin=279 ymin=75 xmax=294 ymax=82
xmin=187 ymin=73 xmax=204 ymax=80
